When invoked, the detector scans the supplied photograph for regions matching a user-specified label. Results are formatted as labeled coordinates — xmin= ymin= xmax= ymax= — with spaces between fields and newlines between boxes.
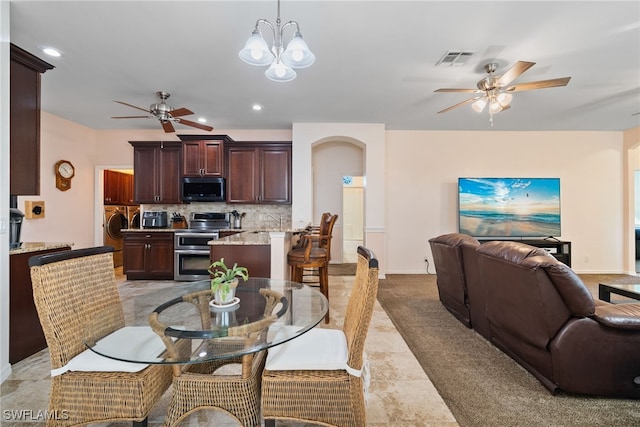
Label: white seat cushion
xmin=51 ymin=326 xmax=166 ymax=377
xmin=265 ymin=326 xmax=348 ymax=371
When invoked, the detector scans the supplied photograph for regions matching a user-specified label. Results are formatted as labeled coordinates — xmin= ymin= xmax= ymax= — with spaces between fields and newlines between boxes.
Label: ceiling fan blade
xmin=114 ymin=100 xmax=150 ymax=113
xmin=169 ymin=107 xmax=194 ymax=117
xmin=161 ymin=120 xmax=176 ymax=133
xmin=505 ymin=77 xmax=572 ymax=92
xmin=177 ymin=118 xmax=214 ymax=131
xmin=111 ymin=115 xmax=152 ymax=119
xmin=496 ymin=61 xmax=536 ymax=87
xmin=437 ymin=97 xmax=482 ymax=114
xmin=434 ymin=88 xmax=480 ymax=93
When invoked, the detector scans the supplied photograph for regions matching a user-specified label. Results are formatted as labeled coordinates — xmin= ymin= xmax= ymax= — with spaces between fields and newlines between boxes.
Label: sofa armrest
xmin=593 ymin=303 xmax=640 ymax=330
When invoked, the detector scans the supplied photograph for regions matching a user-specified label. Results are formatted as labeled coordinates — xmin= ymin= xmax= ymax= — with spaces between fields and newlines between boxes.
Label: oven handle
xmin=175 ymin=249 xmax=211 ymax=255
xmin=175 ymin=232 xmax=219 ymax=238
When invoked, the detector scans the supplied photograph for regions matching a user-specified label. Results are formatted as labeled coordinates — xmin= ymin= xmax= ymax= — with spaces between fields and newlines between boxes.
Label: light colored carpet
xmin=377 ymin=273 xmax=640 ymax=427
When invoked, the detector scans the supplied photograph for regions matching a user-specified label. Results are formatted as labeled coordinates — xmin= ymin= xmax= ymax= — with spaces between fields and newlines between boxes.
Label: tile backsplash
xmin=140 ymin=203 xmax=292 ymax=230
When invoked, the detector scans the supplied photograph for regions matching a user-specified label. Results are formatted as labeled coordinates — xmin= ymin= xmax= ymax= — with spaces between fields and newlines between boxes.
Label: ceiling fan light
xmin=265 ymin=60 xmax=297 ymax=82
xmin=489 ymin=99 xmax=503 ymax=114
xmin=472 ymin=98 xmax=487 ymax=113
xmin=281 ymin=32 xmax=315 ymax=69
xmin=497 ymin=92 xmax=513 ymax=106
xmin=239 ymin=30 xmax=274 ymax=66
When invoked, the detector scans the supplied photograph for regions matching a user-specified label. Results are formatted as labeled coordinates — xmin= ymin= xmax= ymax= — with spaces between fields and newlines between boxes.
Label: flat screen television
xmin=458 ymin=177 xmax=561 ymax=238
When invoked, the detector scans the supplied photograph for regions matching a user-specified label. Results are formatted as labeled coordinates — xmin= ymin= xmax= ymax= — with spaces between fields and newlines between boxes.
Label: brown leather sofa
xmin=428 ymin=233 xmax=479 ymax=328
xmin=430 ymin=234 xmax=640 ymax=398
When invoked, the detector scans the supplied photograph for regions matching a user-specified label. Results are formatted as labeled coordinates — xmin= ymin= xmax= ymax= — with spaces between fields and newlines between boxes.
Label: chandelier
xmin=238 ymin=0 xmax=315 ymax=82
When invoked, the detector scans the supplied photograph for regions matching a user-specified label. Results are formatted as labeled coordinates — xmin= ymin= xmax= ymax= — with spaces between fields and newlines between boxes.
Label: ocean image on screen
xmin=458 ymin=178 xmax=561 ymax=238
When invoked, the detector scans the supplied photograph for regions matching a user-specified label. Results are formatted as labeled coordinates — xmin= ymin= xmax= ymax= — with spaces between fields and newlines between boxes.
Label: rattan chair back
xmin=28 ymin=246 xmax=172 ymax=427
xmin=262 ymin=246 xmax=379 ymax=427
xmin=30 ymin=246 xmax=124 ymax=370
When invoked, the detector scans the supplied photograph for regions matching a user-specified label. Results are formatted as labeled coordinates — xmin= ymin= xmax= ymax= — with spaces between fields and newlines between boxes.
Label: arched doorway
xmin=312 ymin=139 xmax=364 ymax=263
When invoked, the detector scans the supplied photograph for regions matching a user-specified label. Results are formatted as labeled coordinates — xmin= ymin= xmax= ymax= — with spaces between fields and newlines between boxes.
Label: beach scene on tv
xmin=458 ymin=178 xmax=561 ymax=238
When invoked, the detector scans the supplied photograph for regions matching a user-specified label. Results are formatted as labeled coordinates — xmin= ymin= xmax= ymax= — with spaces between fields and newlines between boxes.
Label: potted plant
xmin=208 ymin=258 xmax=249 ymax=305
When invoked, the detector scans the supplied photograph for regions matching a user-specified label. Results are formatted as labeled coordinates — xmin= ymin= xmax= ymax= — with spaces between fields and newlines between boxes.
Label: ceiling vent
xmin=436 ymin=51 xmax=474 ymax=67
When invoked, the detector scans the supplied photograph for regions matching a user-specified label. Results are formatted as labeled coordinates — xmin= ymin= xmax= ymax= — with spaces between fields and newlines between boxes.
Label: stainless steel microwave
xmin=181 ymin=177 xmax=226 ymax=202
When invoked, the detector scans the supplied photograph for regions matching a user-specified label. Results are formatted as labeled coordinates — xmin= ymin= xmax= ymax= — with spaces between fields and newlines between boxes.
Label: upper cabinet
xmin=104 ymin=170 xmax=134 ymax=205
xmin=179 ymin=134 xmax=233 ymax=177
xmin=226 ymin=142 xmax=292 ymax=204
xmin=10 ymin=44 xmax=54 ymax=195
xmin=182 ymin=140 xmax=224 ymax=177
xmin=129 ymin=141 xmax=182 ymax=204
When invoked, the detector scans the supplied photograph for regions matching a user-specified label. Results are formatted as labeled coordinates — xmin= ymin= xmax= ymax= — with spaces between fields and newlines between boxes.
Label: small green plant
xmin=208 ymin=258 xmax=249 ymax=302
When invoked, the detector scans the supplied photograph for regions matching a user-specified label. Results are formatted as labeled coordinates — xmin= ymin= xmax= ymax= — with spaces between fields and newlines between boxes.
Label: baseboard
xmin=0 ymin=362 xmax=12 ymax=383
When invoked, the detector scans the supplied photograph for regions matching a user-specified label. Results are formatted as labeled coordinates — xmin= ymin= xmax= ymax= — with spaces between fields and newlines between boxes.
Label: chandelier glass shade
xmin=238 ymin=0 xmax=315 ymax=82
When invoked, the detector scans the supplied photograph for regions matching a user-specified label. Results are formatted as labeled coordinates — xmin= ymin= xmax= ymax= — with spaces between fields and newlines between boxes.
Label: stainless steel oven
xmin=174 ymin=231 xmax=219 ymax=281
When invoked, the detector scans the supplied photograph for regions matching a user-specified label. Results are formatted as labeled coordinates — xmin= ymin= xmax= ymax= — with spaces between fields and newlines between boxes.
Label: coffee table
xmin=598 ymin=283 xmax=640 ymax=302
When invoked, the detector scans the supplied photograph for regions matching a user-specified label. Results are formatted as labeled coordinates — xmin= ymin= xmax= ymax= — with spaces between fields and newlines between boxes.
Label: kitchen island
xmin=210 ymin=227 xmax=306 ymax=280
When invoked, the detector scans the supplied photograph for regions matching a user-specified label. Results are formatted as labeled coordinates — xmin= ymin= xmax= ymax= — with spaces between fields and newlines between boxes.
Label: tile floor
xmin=1 ymin=272 xmax=457 ymax=426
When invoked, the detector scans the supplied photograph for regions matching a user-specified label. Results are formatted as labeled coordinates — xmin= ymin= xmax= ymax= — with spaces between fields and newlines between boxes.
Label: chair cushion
xmin=265 ymin=326 xmax=347 ymax=371
xmin=50 ymin=326 xmax=166 ymax=377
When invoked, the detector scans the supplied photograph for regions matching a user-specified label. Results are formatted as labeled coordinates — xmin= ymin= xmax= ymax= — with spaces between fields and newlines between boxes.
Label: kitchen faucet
xmin=266 ymin=214 xmax=282 ymax=230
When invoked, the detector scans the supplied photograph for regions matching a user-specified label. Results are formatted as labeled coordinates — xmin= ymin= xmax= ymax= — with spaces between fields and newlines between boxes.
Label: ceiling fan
xmin=435 ymin=61 xmax=571 ymax=125
xmin=111 ymin=91 xmax=214 ymax=133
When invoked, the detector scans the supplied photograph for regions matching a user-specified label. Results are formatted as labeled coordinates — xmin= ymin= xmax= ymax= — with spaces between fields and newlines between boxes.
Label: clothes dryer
xmin=127 ymin=205 xmax=140 ymax=229
xmin=104 ymin=205 xmax=128 ymax=267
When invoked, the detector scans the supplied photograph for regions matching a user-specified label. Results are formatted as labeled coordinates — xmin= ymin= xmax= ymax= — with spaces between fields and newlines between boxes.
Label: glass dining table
xmin=83 ymin=277 xmax=329 ymax=365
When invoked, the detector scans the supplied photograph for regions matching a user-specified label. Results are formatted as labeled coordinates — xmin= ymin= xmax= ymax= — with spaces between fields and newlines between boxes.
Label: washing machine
xmin=104 ymin=205 xmax=128 ymax=267
xmin=127 ymin=205 xmax=140 ymax=230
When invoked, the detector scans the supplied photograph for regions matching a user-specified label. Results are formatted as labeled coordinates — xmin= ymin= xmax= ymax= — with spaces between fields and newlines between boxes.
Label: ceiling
xmin=9 ymin=0 xmax=640 ymax=132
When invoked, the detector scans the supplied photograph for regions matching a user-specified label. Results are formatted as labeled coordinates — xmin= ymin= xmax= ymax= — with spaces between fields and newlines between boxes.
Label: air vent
xmin=436 ymin=51 xmax=474 ymax=67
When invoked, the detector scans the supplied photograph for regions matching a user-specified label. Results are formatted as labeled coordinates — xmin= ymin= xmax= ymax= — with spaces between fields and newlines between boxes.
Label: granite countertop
xmin=10 ymin=242 xmax=74 ymax=255
xmin=209 ymin=227 xmax=307 ymax=246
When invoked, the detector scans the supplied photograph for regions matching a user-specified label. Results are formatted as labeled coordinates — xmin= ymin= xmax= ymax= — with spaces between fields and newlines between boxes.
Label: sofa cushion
xmin=519 ymin=256 xmax=595 ymax=316
xmin=593 ymin=303 xmax=640 ymax=329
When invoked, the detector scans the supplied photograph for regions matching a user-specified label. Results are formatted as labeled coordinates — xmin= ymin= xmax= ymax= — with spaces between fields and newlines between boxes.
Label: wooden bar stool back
xmin=287 ymin=213 xmax=338 ymax=322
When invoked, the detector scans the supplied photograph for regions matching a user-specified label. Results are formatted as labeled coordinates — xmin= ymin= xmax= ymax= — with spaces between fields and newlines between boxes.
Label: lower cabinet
xmin=123 ymin=231 xmax=174 ymax=280
xmin=10 ymin=245 xmax=71 ymax=363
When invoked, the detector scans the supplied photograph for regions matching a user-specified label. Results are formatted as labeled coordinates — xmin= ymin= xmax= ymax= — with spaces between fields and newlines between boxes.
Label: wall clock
xmin=54 ymin=160 xmax=75 ymax=191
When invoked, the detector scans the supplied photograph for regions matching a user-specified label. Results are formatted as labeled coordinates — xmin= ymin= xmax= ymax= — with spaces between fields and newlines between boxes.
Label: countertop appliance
xmin=142 ymin=211 xmax=168 ymax=229
xmin=9 ymin=208 xmax=24 ymax=249
xmin=174 ymin=212 xmax=231 ymax=281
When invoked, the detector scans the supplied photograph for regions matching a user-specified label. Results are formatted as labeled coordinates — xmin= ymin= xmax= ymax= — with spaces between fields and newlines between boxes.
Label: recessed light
xmin=38 ymin=46 xmax=63 ymax=57
xmin=197 ymin=117 xmax=207 ymax=123
xmin=252 ymin=104 xmax=263 ymax=111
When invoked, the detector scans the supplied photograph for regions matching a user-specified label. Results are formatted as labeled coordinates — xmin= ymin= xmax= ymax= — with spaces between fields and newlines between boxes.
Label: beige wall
xmin=386 ymin=130 xmax=625 ymax=274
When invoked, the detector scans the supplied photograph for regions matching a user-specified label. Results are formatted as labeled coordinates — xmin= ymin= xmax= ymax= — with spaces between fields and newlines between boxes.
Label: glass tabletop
xmin=84 ymin=278 xmax=328 ymax=364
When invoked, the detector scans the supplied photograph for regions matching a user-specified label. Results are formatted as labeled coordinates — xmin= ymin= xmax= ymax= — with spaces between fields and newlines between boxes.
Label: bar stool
xmin=287 ymin=213 xmax=338 ymax=323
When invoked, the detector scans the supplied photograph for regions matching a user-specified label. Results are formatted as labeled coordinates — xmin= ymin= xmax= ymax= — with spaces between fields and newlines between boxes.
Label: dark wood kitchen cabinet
xmin=129 ymin=141 xmax=182 ymax=204
xmin=104 ymin=170 xmax=134 ymax=205
xmin=10 ymin=44 xmax=54 ymax=195
xmin=123 ymin=231 xmax=174 ymax=280
xmin=226 ymin=142 xmax=292 ymax=204
xmin=182 ymin=140 xmax=224 ymax=177
xmin=10 ymin=245 xmax=70 ymax=363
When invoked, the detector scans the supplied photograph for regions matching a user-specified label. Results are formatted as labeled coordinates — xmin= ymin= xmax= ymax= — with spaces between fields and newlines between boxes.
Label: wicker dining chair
xmin=148 ymin=287 xmax=285 ymax=427
xmin=262 ymin=246 xmax=379 ymax=427
xmin=28 ymin=246 xmax=173 ymax=427
xmin=287 ymin=213 xmax=338 ymax=323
